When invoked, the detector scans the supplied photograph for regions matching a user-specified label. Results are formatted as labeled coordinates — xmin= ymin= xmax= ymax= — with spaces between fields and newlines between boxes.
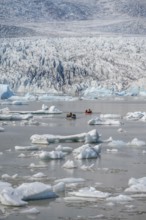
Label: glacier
xmin=0 ymin=36 xmax=146 ymax=98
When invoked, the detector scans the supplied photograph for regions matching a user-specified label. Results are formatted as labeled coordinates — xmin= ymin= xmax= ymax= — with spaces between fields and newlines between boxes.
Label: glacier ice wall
xmin=0 ymin=36 xmax=146 ymax=95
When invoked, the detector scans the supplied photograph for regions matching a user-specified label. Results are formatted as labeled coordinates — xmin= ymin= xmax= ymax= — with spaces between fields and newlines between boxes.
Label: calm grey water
xmin=0 ymin=97 xmax=146 ymax=220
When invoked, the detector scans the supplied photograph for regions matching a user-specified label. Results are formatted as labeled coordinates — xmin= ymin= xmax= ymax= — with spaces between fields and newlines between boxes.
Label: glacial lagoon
xmin=0 ymin=97 xmax=146 ymax=220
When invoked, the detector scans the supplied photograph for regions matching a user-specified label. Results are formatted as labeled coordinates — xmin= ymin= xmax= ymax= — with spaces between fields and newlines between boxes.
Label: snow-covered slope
xmin=0 ymin=0 xmax=146 ymax=37
xmin=0 ymin=36 xmax=146 ymax=95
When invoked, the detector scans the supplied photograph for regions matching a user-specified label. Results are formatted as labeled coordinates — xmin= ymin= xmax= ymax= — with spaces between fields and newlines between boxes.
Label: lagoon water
xmin=0 ymin=97 xmax=146 ymax=220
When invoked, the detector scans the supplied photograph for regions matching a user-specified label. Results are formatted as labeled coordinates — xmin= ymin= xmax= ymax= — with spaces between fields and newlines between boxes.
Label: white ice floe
xmin=106 ymin=138 xmax=127 ymax=147
xmin=106 ymin=194 xmax=133 ymax=203
xmin=0 ymin=114 xmax=32 ymax=121
xmin=15 ymin=145 xmax=39 ymax=151
xmin=100 ymin=114 xmax=122 ymax=119
xmin=106 ymin=149 xmax=118 ymax=153
xmin=0 ymin=107 xmax=10 ymax=113
xmin=54 ymin=177 xmax=85 ymax=184
xmin=64 ymin=196 xmax=98 ymax=202
xmin=127 ymin=138 xmax=146 ymax=147
xmin=31 ymin=172 xmax=47 ymax=179
xmin=29 ymin=163 xmax=48 ymax=169
xmin=10 ymin=105 xmax=62 ymax=115
xmin=39 ymin=150 xmax=65 ymax=160
xmin=69 ymin=187 xmax=110 ymax=199
xmin=30 ymin=129 xmax=99 ymax=145
xmin=73 ymin=144 xmax=101 ymax=159
xmin=62 ymin=160 xmax=77 ymax=169
xmin=88 ymin=117 xmax=121 ymax=126
xmin=80 ymin=164 xmax=95 ymax=171
xmin=124 ymin=112 xmax=145 ymax=121
xmin=1 ymin=174 xmax=18 ymax=180
xmin=56 ymin=145 xmax=73 ymax=153
xmin=125 ymin=177 xmax=146 ymax=193
xmin=20 ymin=207 xmax=40 ymax=214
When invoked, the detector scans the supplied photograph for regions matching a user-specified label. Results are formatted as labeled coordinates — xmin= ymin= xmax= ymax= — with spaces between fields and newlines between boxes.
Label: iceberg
xmin=73 ymin=144 xmax=101 ymax=159
xmin=0 ymin=84 xmax=14 ymax=99
xmin=30 ymin=129 xmax=100 ymax=145
xmin=0 ymin=181 xmax=58 ymax=206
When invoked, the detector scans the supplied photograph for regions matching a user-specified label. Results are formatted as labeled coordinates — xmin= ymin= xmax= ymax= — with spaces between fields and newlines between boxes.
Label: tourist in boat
xmin=85 ymin=109 xmax=92 ymax=114
xmin=66 ymin=112 xmax=76 ymax=119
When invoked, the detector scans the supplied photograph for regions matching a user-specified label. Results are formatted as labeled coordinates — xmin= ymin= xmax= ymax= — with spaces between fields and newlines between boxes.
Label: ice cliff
xmin=0 ymin=36 xmax=146 ymax=96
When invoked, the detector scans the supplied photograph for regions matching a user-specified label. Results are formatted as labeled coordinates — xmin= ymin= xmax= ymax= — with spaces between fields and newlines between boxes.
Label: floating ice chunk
xmin=73 ymin=144 xmax=101 ymax=159
xmin=55 ymin=178 xmax=85 ymax=184
xmin=0 ymin=107 xmax=10 ymax=113
xmin=0 ymin=114 xmax=32 ymax=121
xmin=39 ymin=151 xmax=65 ymax=160
xmin=42 ymin=104 xmax=48 ymax=110
xmin=1 ymin=174 xmax=11 ymax=179
xmin=31 ymin=172 xmax=47 ymax=179
xmin=127 ymin=138 xmax=146 ymax=147
xmin=88 ymin=214 xmax=105 ymax=219
xmin=15 ymin=182 xmax=58 ymax=200
xmin=125 ymin=112 xmax=144 ymax=120
xmin=20 ymin=207 xmax=40 ymax=214
xmin=15 ymin=145 xmax=39 ymax=151
xmin=64 ymin=196 xmax=98 ymax=202
xmin=80 ymin=164 xmax=95 ymax=171
xmin=53 ymin=182 xmax=65 ymax=193
xmin=0 ymin=181 xmax=12 ymax=193
xmin=88 ymin=117 xmax=121 ymax=126
xmin=29 ymin=163 xmax=48 ymax=168
xmin=106 ymin=194 xmax=133 ymax=203
xmin=12 ymin=101 xmax=28 ymax=105
xmin=1 ymin=174 xmax=18 ymax=180
xmin=48 ymin=105 xmax=62 ymax=114
xmin=107 ymin=139 xmax=127 ymax=147
xmin=128 ymin=177 xmax=146 ymax=186
xmin=56 ymin=145 xmax=73 ymax=153
xmin=107 ymin=149 xmax=118 ymax=153
xmin=0 ymin=187 xmax=28 ymax=206
xmin=117 ymin=128 xmax=125 ymax=133
xmin=100 ymin=114 xmax=122 ymax=119
xmin=125 ymin=184 xmax=146 ymax=193
xmin=125 ymin=177 xmax=146 ymax=193
xmin=69 ymin=187 xmax=110 ymax=198
xmin=18 ymin=153 xmax=26 ymax=158
xmin=30 ymin=129 xmax=99 ymax=145
xmin=0 ymin=84 xmax=14 ymax=99
xmin=62 ymin=160 xmax=77 ymax=169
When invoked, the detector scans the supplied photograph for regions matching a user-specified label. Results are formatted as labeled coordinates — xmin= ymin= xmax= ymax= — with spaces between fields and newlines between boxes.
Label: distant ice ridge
xmin=0 ymin=37 xmax=146 ymax=97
